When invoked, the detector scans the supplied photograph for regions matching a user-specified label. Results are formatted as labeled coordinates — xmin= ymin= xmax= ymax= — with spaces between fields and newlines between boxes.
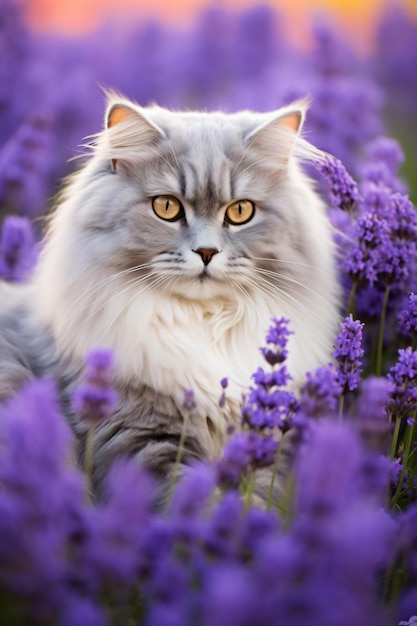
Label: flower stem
xmin=347 ymin=282 xmax=357 ymax=317
xmin=392 ymin=419 xmax=415 ymax=507
xmin=389 ymin=414 xmax=402 ymax=462
xmin=338 ymin=395 xmax=345 ymax=421
xmin=267 ymin=442 xmax=283 ymax=511
xmin=245 ymin=470 xmax=256 ymax=511
xmin=168 ymin=410 xmax=189 ymax=500
xmin=376 ymin=284 xmax=391 ymax=376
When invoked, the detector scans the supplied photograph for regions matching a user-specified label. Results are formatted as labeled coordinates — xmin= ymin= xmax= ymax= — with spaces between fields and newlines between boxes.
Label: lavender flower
xmin=332 ymin=315 xmax=365 ymax=393
xmin=344 ymin=212 xmax=391 ymax=286
xmin=398 ymin=293 xmax=417 ymax=338
xmin=356 ymin=376 xmax=393 ymax=438
xmin=0 ymin=215 xmax=36 ymax=282
xmin=0 ymin=379 xmax=86 ymax=619
xmin=259 ymin=316 xmax=293 ymax=366
xmin=298 ymin=364 xmax=342 ymax=419
xmin=216 ymin=432 xmax=278 ymax=489
xmin=388 ymin=348 xmax=417 ymax=422
xmin=72 ymin=348 xmax=118 ymax=424
xmin=182 ymin=389 xmax=197 ymax=411
xmin=219 ymin=377 xmax=228 ymax=408
xmin=315 ymin=153 xmax=360 ymax=211
xmin=377 ymin=193 xmax=417 ymax=286
xmin=359 ymin=137 xmax=405 ymax=192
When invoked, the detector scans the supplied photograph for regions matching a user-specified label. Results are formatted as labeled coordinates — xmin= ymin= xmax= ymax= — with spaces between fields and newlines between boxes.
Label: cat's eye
xmin=224 ymin=200 xmax=255 ymax=225
xmin=152 ymin=195 xmax=183 ymax=221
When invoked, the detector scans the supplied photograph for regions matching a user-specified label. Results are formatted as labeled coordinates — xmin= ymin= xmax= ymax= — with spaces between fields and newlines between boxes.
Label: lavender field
xmin=2 ymin=1 xmax=417 ymax=624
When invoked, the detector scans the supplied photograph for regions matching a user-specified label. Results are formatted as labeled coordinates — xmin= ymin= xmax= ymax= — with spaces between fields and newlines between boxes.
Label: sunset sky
xmin=26 ymin=0 xmax=417 ymax=47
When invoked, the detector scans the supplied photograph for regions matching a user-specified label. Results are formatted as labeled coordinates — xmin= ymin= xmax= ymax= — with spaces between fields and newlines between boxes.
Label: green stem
xmin=168 ymin=410 xmax=189 ymax=500
xmin=392 ymin=419 xmax=415 ymax=507
xmin=347 ymin=282 xmax=357 ymax=317
xmin=389 ymin=414 xmax=402 ymax=462
xmin=245 ymin=470 xmax=256 ymax=511
xmin=84 ymin=423 xmax=95 ymax=500
xmin=376 ymin=284 xmax=391 ymax=377
xmin=338 ymin=395 xmax=345 ymax=421
xmin=267 ymin=442 xmax=283 ymax=512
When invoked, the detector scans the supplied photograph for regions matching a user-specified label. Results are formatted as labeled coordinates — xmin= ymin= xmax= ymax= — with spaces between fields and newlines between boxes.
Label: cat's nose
xmin=193 ymin=247 xmax=220 ymax=266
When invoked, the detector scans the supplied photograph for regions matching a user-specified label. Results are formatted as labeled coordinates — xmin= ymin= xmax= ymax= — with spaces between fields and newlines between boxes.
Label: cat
xmin=0 ymin=94 xmax=340 ymax=503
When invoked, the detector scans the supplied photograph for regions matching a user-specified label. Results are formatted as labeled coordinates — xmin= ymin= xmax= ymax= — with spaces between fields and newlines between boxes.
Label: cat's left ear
xmin=245 ymin=101 xmax=308 ymax=166
xmin=103 ymin=98 xmax=165 ymax=170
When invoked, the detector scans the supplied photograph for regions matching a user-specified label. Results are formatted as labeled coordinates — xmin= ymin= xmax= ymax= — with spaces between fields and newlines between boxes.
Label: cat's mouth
xmin=198 ymin=269 xmax=210 ymax=281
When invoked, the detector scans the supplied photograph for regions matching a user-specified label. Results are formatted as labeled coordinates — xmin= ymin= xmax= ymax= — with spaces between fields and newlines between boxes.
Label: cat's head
xmin=55 ymin=93 xmax=330 ymax=304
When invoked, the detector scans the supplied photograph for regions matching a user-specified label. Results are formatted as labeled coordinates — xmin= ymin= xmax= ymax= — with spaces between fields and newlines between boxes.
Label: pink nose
xmin=193 ymin=247 xmax=219 ymax=266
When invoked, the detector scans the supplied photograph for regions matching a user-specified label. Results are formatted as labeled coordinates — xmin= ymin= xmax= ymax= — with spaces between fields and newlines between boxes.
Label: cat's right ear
xmin=103 ymin=100 xmax=165 ymax=170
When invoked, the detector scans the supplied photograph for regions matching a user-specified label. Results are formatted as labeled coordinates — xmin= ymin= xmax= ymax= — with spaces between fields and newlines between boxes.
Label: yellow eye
xmin=152 ymin=195 xmax=183 ymax=221
xmin=225 ymin=200 xmax=255 ymax=225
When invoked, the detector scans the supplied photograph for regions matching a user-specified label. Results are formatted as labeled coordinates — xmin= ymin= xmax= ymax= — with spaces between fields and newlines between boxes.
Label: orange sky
xmin=26 ymin=0 xmax=417 ymax=46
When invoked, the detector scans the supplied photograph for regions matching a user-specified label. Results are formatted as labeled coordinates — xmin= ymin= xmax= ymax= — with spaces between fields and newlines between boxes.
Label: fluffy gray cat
xmin=0 ymin=95 xmax=339 ymax=503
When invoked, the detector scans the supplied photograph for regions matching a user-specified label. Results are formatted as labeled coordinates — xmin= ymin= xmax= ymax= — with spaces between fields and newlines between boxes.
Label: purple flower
xmin=60 ymin=598 xmax=109 ymax=626
xmin=298 ymin=364 xmax=342 ymax=419
xmin=259 ymin=317 xmax=293 ymax=366
xmin=388 ymin=348 xmax=417 ymax=421
xmin=182 ymin=389 xmax=197 ymax=411
xmin=72 ymin=347 xmax=118 ymax=424
xmin=332 ymin=315 xmax=365 ymax=393
xmin=169 ymin=463 xmax=215 ymax=524
xmin=315 ymin=153 xmax=360 ymax=211
xmin=377 ymin=193 xmax=417 ymax=285
xmin=356 ymin=376 xmax=393 ymax=422
xmin=344 ymin=212 xmax=391 ymax=286
xmin=203 ymin=490 xmax=244 ymax=559
xmin=243 ymin=366 xmax=296 ymax=430
xmin=398 ymin=293 xmax=417 ymax=337
xmin=359 ymin=137 xmax=406 ymax=193
xmin=77 ymin=459 xmax=154 ymax=590
xmin=0 ymin=215 xmax=37 ymax=282
xmin=201 ymin=565 xmax=257 ymax=626
xmin=0 ymin=379 xmax=86 ymax=618
xmin=241 ymin=318 xmax=297 ymax=432
xmin=216 ymin=432 xmax=278 ymax=489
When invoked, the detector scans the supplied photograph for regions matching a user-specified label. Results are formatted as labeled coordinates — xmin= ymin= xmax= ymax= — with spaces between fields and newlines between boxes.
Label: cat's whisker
xmin=252 ymin=266 xmax=334 ymax=307
xmin=231 ymin=279 xmax=257 ymax=311
xmin=250 ymin=256 xmax=334 ymax=276
xmin=94 ymin=275 xmax=170 ymax=345
xmin=243 ymin=274 xmax=326 ymax=327
xmin=248 ymin=272 xmax=324 ymax=318
xmin=63 ymin=263 xmax=155 ymax=322
xmin=73 ymin=271 xmax=162 ymax=331
xmin=63 ymin=273 xmax=153 ymax=330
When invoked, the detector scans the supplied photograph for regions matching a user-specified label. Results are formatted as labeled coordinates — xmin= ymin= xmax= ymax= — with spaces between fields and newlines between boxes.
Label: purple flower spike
xmin=260 ymin=317 xmax=293 ymax=366
xmin=388 ymin=347 xmax=417 ymax=422
xmin=366 ymin=137 xmax=404 ymax=174
xmin=72 ymin=347 xmax=118 ymax=424
xmin=398 ymin=293 xmax=417 ymax=338
xmin=356 ymin=376 xmax=393 ymax=421
xmin=299 ymin=364 xmax=342 ymax=419
xmin=315 ymin=154 xmax=360 ymax=211
xmin=0 ymin=215 xmax=37 ymax=282
xmin=332 ymin=315 xmax=365 ymax=393
xmin=182 ymin=389 xmax=197 ymax=411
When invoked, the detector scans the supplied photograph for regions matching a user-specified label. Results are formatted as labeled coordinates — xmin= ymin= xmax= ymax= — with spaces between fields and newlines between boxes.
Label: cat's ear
xmin=102 ymin=98 xmax=165 ymax=170
xmin=245 ymin=101 xmax=309 ymax=167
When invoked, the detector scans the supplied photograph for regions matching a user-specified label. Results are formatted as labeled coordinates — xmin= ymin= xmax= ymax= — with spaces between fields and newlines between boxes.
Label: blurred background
xmin=1 ymin=0 xmax=417 ymax=225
